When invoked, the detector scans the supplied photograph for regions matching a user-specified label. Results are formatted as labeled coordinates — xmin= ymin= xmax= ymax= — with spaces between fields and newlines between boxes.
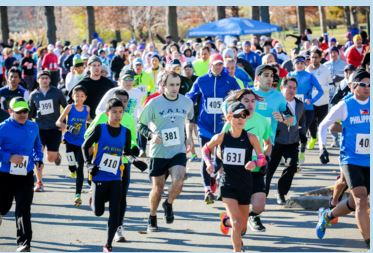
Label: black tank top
xmin=219 ymin=130 xmax=253 ymax=189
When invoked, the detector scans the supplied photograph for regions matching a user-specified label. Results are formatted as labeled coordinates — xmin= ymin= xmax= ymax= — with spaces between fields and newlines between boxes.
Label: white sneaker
xmin=114 ymin=225 xmax=126 ymax=242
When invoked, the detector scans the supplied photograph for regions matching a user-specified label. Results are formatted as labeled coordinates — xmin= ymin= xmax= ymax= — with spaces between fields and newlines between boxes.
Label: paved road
xmin=0 ymin=142 xmax=368 ymax=252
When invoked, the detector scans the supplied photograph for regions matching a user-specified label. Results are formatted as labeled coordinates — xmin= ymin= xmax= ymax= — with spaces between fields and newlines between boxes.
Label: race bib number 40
xmin=207 ymin=98 xmax=223 ymax=114
xmin=223 ymin=148 xmax=245 ymax=166
xmin=161 ymin=127 xmax=180 ymax=147
xmin=355 ymin=134 xmax=369 ymax=154
xmin=10 ymin=156 xmax=29 ymax=176
xmin=39 ymin=99 xmax=54 ymax=115
xmin=99 ymin=154 xmax=121 ymax=174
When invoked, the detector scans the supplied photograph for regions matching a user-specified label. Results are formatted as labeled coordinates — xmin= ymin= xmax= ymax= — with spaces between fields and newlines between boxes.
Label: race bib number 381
xmin=161 ymin=127 xmax=180 ymax=147
xmin=223 ymin=148 xmax=245 ymax=166
xmin=355 ymin=134 xmax=370 ymax=154
xmin=207 ymin=98 xmax=223 ymax=114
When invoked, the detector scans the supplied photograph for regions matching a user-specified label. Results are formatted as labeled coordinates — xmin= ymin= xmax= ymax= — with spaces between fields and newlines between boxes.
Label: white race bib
xmin=99 ymin=154 xmax=121 ymax=174
xmin=206 ymin=98 xmax=223 ymax=114
xmin=10 ymin=156 xmax=29 ymax=176
xmin=223 ymin=148 xmax=245 ymax=166
xmin=295 ymin=94 xmax=304 ymax=103
xmin=39 ymin=99 xmax=54 ymax=115
xmin=161 ymin=127 xmax=181 ymax=147
xmin=257 ymin=102 xmax=267 ymax=111
xmin=355 ymin=134 xmax=370 ymax=154
xmin=66 ymin=152 xmax=77 ymax=167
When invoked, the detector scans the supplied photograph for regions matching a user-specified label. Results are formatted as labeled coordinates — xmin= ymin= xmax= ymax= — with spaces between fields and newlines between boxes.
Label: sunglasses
xmin=354 ymin=82 xmax=370 ymax=88
xmin=15 ymin=109 xmax=29 ymax=114
xmin=233 ymin=113 xmax=248 ymax=119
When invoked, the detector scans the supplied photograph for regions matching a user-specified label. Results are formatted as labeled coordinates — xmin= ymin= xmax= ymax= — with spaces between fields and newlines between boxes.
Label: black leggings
xmin=91 ymin=180 xmax=123 ymax=247
xmin=299 ymin=110 xmax=315 ymax=152
xmin=309 ymin=104 xmax=329 ymax=139
xmin=65 ymin=142 xmax=84 ymax=195
xmin=119 ymin=163 xmax=131 ymax=226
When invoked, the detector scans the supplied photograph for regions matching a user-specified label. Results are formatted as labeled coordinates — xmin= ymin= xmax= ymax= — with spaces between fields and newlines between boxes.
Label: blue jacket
xmin=288 ymin=70 xmax=324 ymax=111
xmin=237 ymin=51 xmax=262 ymax=70
xmin=186 ymin=70 xmax=240 ymax=139
xmin=0 ymin=118 xmax=43 ymax=174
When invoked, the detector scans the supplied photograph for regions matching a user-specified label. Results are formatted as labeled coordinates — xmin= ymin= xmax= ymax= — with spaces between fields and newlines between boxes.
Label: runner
xmin=138 ymin=71 xmax=193 ymax=232
xmin=56 ymin=85 xmax=90 ymax=206
xmin=0 ymin=67 xmax=29 ymax=111
xmin=82 ymin=98 xmax=133 ymax=252
xmin=0 ymin=97 xmax=43 ymax=252
xmin=28 ymin=71 xmax=67 ymax=192
xmin=316 ymin=68 xmax=370 ymax=249
xmin=202 ymin=102 xmax=265 ymax=252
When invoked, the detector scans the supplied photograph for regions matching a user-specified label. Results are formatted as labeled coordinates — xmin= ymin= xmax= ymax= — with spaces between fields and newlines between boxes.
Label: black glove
xmin=87 ymin=163 xmax=99 ymax=177
xmin=130 ymin=146 xmax=140 ymax=157
xmin=320 ymin=148 xmax=330 ymax=164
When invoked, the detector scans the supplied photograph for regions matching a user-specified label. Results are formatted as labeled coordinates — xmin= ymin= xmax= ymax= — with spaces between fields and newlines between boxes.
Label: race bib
xmin=257 ymin=102 xmax=267 ymax=111
xmin=99 ymin=154 xmax=121 ymax=174
xmin=39 ymin=99 xmax=54 ymax=115
xmin=161 ymin=127 xmax=180 ymax=147
xmin=223 ymin=148 xmax=245 ymax=166
xmin=206 ymin=98 xmax=223 ymax=114
xmin=66 ymin=152 xmax=77 ymax=167
xmin=295 ymin=94 xmax=304 ymax=102
xmin=355 ymin=134 xmax=370 ymax=154
xmin=10 ymin=156 xmax=29 ymax=176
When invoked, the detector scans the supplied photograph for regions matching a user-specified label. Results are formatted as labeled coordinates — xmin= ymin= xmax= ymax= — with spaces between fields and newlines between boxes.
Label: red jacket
xmin=41 ymin=53 xmax=59 ymax=71
xmin=346 ymin=45 xmax=367 ymax=68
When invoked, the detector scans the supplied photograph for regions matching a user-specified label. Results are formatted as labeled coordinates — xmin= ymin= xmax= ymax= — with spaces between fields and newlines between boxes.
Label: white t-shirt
xmin=307 ymin=64 xmax=333 ymax=106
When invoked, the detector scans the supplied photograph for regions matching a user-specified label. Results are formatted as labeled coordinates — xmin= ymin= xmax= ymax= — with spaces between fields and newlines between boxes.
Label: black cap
xmin=351 ymin=68 xmax=370 ymax=82
xmin=344 ymin=64 xmax=356 ymax=72
xmin=120 ymin=69 xmax=136 ymax=80
xmin=183 ymin=63 xmax=193 ymax=69
xmin=227 ymin=102 xmax=250 ymax=116
xmin=170 ymin=59 xmax=181 ymax=66
xmin=255 ymin=64 xmax=277 ymax=77
xmin=37 ymin=70 xmax=51 ymax=79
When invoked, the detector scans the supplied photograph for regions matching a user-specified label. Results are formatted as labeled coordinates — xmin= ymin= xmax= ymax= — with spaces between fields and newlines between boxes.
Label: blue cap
xmin=293 ymin=56 xmax=306 ymax=64
xmin=133 ymin=58 xmax=143 ymax=66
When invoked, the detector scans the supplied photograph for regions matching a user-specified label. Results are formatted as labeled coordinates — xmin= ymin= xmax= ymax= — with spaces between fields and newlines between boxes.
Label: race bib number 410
xmin=223 ymin=148 xmax=245 ymax=166
xmin=99 ymin=154 xmax=121 ymax=174
xmin=207 ymin=98 xmax=223 ymax=114
xmin=355 ymin=134 xmax=370 ymax=154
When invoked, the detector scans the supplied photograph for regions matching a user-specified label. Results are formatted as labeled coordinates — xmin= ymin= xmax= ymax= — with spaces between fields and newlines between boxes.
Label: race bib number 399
xmin=39 ymin=99 xmax=54 ymax=115
xmin=207 ymin=98 xmax=223 ymax=114
xmin=223 ymin=148 xmax=245 ymax=166
xmin=161 ymin=127 xmax=180 ymax=147
xmin=99 ymin=154 xmax=121 ymax=174
xmin=355 ymin=134 xmax=370 ymax=154
xmin=10 ymin=156 xmax=29 ymax=176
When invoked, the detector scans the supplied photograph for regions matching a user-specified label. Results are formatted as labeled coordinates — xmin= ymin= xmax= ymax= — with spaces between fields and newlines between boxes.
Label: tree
xmin=166 ymin=6 xmax=178 ymax=42
xmin=251 ymin=6 xmax=260 ymax=21
xmin=44 ymin=6 xmax=57 ymax=45
xmin=344 ymin=6 xmax=352 ymax=28
xmin=296 ymin=6 xmax=306 ymax=35
xmin=0 ymin=6 xmax=9 ymax=43
xmin=319 ymin=6 xmax=327 ymax=34
xmin=351 ymin=6 xmax=358 ymax=25
xmin=216 ymin=6 xmax=226 ymax=20
xmin=86 ymin=6 xmax=95 ymax=43
xmin=230 ymin=6 xmax=239 ymax=17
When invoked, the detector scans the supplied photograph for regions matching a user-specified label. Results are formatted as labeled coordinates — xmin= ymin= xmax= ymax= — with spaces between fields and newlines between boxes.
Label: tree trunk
xmin=260 ymin=7 xmax=270 ymax=37
xmin=166 ymin=6 xmax=178 ymax=42
xmin=115 ymin=30 xmax=121 ymax=42
xmin=344 ymin=6 xmax=352 ymax=29
xmin=86 ymin=6 xmax=95 ymax=43
xmin=297 ymin=6 xmax=306 ymax=35
xmin=0 ymin=6 xmax=9 ymax=43
xmin=44 ymin=6 xmax=57 ymax=45
xmin=351 ymin=6 xmax=358 ymax=25
xmin=230 ymin=6 xmax=239 ymax=17
xmin=251 ymin=6 xmax=260 ymax=20
xmin=216 ymin=6 xmax=226 ymax=20
xmin=366 ymin=7 xmax=370 ymax=34
xmin=319 ymin=6 xmax=327 ymax=34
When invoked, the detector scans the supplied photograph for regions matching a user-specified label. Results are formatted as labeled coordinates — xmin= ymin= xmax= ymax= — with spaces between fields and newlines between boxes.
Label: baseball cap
xmin=227 ymin=102 xmax=250 ymax=116
xmin=243 ymin=40 xmax=251 ymax=46
xmin=37 ymin=70 xmax=51 ymax=79
xmin=330 ymin=37 xmax=337 ymax=43
xmin=183 ymin=63 xmax=193 ymax=70
xmin=87 ymin=55 xmax=102 ymax=66
xmin=351 ymin=68 xmax=369 ymax=82
xmin=73 ymin=54 xmax=84 ymax=67
xmin=293 ymin=56 xmax=306 ymax=64
xmin=329 ymin=46 xmax=339 ymax=54
xmin=222 ymin=48 xmax=234 ymax=59
xmin=133 ymin=58 xmax=143 ymax=66
xmin=344 ymin=64 xmax=356 ymax=72
xmin=210 ymin=54 xmax=224 ymax=65
xmin=47 ymin=44 xmax=54 ymax=51
xmin=120 ymin=69 xmax=136 ymax=80
xmin=170 ymin=59 xmax=181 ymax=66
xmin=255 ymin=64 xmax=277 ymax=77
xmin=9 ymin=97 xmax=29 ymax=112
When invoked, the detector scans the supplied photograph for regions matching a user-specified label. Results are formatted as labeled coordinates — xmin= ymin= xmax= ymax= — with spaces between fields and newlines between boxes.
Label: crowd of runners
xmin=0 ymin=27 xmax=370 ymax=252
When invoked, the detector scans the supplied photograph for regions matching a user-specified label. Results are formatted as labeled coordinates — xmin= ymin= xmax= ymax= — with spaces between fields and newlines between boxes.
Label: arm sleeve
xmin=59 ymin=90 xmax=67 ymax=108
xmin=138 ymin=123 xmax=153 ymax=140
xmin=0 ymin=127 xmax=11 ymax=162
xmin=123 ymin=129 xmax=132 ymax=155
xmin=310 ymin=74 xmax=324 ymax=104
xmin=318 ymin=101 xmax=347 ymax=149
xmin=32 ymin=128 xmax=44 ymax=162
xmin=82 ymin=124 xmax=101 ymax=163
xmin=28 ymin=95 xmax=37 ymax=119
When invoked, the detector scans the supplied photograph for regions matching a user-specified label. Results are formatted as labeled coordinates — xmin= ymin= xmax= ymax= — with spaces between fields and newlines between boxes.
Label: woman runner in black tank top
xmin=201 ymin=102 xmax=266 ymax=252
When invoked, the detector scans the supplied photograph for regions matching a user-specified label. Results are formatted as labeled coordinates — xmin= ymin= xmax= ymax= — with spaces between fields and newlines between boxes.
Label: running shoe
xmin=307 ymin=137 xmax=317 ymax=150
xmin=103 ymin=245 xmax=112 ymax=252
xmin=34 ymin=182 xmax=44 ymax=192
xmin=16 ymin=245 xmax=31 ymax=252
xmin=54 ymin=153 xmax=62 ymax=166
xmin=277 ymin=194 xmax=286 ymax=205
xmin=298 ymin=152 xmax=305 ymax=166
xmin=248 ymin=215 xmax=266 ymax=232
xmin=210 ymin=177 xmax=217 ymax=193
xmin=74 ymin=194 xmax=82 ymax=207
xmin=219 ymin=212 xmax=230 ymax=235
xmin=114 ymin=225 xmax=126 ymax=242
xmin=162 ymin=200 xmax=174 ymax=224
xmin=70 ymin=171 xmax=77 ymax=179
xmin=189 ymin=154 xmax=200 ymax=162
xmin=147 ymin=215 xmax=159 ymax=232
xmin=204 ymin=190 xmax=215 ymax=204
xmin=241 ymin=240 xmax=245 ymax=252
xmin=316 ymin=207 xmax=331 ymax=239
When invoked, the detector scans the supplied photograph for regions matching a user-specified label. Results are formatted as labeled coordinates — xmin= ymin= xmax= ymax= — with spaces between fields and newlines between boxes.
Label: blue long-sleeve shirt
xmin=237 ymin=51 xmax=262 ymax=70
xmin=0 ymin=117 xmax=43 ymax=174
xmin=288 ymin=70 xmax=324 ymax=111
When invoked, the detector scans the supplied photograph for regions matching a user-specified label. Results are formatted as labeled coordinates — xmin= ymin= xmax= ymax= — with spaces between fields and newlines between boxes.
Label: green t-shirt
xmin=134 ymin=71 xmax=155 ymax=94
xmin=193 ymin=59 xmax=209 ymax=77
xmin=222 ymin=112 xmax=271 ymax=172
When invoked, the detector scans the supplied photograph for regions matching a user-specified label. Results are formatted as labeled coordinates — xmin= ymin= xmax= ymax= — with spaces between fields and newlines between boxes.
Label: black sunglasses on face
xmin=233 ymin=113 xmax=247 ymax=119
xmin=15 ymin=110 xmax=29 ymax=114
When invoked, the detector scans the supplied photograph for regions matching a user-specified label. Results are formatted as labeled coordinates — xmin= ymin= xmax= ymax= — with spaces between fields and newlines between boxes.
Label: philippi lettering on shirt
xmin=349 ymin=115 xmax=370 ymax=125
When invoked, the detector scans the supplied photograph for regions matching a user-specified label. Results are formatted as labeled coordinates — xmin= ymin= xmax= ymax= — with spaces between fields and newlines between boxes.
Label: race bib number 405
xmin=355 ymin=134 xmax=370 ymax=154
xmin=99 ymin=154 xmax=121 ymax=174
xmin=39 ymin=99 xmax=54 ymax=115
xmin=161 ymin=127 xmax=180 ymax=147
xmin=10 ymin=156 xmax=29 ymax=176
xmin=207 ymin=98 xmax=223 ymax=114
xmin=223 ymin=148 xmax=245 ymax=166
